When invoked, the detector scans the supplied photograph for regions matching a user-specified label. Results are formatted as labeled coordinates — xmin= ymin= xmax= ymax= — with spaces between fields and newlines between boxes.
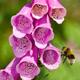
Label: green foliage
xmin=63 ymin=21 xmax=80 ymax=47
xmin=34 ymin=62 xmax=80 ymax=80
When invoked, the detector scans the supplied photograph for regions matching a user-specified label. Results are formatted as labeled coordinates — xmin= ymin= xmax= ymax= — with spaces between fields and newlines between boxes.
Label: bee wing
xmin=66 ymin=41 xmax=78 ymax=49
xmin=73 ymin=50 xmax=80 ymax=63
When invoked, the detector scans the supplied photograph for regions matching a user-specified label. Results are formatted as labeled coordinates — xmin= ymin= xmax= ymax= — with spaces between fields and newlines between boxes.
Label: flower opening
xmin=16 ymin=56 xmax=40 ymax=79
xmin=48 ymin=0 xmax=66 ymax=24
xmin=31 ymin=0 xmax=48 ymax=19
xmin=9 ymin=35 xmax=32 ymax=58
xmin=43 ymin=50 xmax=59 ymax=65
xmin=40 ymin=44 xmax=61 ymax=70
xmin=11 ymin=4 xmax=33 ymax=38
xmin=13 ymin=15 xmax=32 ymax=33
xmin=34 ymin=27 xmax=52 ymax=44
xmin=0 ymin=70 xmax=13 ymax=80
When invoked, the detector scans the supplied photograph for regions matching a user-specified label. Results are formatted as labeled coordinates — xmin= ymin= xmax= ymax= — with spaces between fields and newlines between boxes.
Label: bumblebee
xmin=61 ymin=47 xmax=76 ymax=65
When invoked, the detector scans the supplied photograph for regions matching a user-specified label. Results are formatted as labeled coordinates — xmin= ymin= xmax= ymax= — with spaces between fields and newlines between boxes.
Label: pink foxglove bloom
xmin=31 ymin=0 xmax=48 ymax=19
xmin=16 ymin=47 xmax=40 ymax=80
xmin=0 ymin=58 xmax=20 ymax=80
xmin=32 ymin=15 xmax=54 ymax=49
xmin=48 ymin=0 xmax=66 ymax=24
xmin=0 ymin=69 xmax=14 ymax=80
xmin=40 ymin=44 xmax=61 ymax=70
xmin=9 ymin=35 xmax=32 ymax=58
xmin=11 ymin=3 xmax=34 ymax=38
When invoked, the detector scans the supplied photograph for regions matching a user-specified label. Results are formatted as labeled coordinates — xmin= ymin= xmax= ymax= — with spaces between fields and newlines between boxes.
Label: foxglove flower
xmin=11 ymin=3 xmax=34 ymax=38
xmin=9 ymin=35 xmax=32 ymax=58
xmin=0 ymin=69 xmax=14 ymax=80
xmin=32 ymin=15 xmax=54 ymax=49
xmin=40 ymin=44 xmax=61 ymax=70
xmin=0 ymin=58 xmax=20 ymax=80
xmin=31 ymin=0 xmax=48 ymax=19
xmin=48 ymin=0 xmax=66 ymax=24
xmin=16 ymin=46 xmax=40 ymax=79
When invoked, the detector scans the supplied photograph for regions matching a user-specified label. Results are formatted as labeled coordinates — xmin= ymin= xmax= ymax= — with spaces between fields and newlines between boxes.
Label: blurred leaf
xmin=63 ymin=21 xmax=80 ymax=47
xmin=51 ymin=35 xmax=65 ymax=48
xmin=0 ymin=38 xmax=14 ymax=68
xmin=34 ymin=63 xmax=80 ymax=80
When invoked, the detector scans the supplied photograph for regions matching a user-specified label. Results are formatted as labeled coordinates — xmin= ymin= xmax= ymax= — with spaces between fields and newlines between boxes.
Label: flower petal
xmin=40 ymin=44 xmax=61 ymax=70
xmin=9 ymin=35 xmax=32 ymax=58
xmin=16 ymin=56 xmax=40 ymax=79
xmin=31 ymin=0 xmax=48 ymax=19
xmin=11 ymin=4 xmax=34 ymax=38
xmin=32 ymin=15 xmax=54 ymax=49
xmin=48 ymin=0 xmax=67 ymax=24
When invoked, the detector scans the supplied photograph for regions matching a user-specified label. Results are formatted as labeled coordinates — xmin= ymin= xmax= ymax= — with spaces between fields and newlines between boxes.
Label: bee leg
xmin=61 ymin=54 xmax=64 ymax=57
xmin=63 ymin=57 xmax=67 ymax=63
xmin=61 ymin=54 xmax=65 ymax=59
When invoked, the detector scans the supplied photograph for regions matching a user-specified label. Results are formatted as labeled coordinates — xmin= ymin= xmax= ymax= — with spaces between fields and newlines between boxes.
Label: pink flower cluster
xmin=0 ymin=0 xmax=66 ymax=80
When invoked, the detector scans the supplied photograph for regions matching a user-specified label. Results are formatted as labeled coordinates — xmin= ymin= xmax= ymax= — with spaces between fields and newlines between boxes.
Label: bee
xmin=61 ymin=46 xmax=76 ymax=65
xmin=53 ymin=41 xmax=80 ymax=65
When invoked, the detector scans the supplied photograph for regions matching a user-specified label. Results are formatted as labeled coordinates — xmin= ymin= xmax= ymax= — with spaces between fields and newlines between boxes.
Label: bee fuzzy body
xmin=61 ymin=47 xmax=76 ymax=65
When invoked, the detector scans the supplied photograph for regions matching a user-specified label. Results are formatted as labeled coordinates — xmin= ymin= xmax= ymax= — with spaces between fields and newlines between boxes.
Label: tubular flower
xmin=32 ymin=15 xmax=54 ymax=49
xmin=11 ymin=3 xmax=34 ymax=38
xmin=16 ymin=47 xmax=40 ymax=79
xmin=31 ymin=0 xmax=48 ymax=19
xmin=40 ymin=44 xmax=61 ymax=70
xmin=9 ymin=35 xmax=32 ymax=58
xmin=48 ymin=0 xmax=67 ymax=24
xmin=0 ymin=70 xmax=14 ymax=80
xmin=7 ymin=0 xmax=67 ymax=79
xmin=0 ymin=58 xmax=20 ymax=80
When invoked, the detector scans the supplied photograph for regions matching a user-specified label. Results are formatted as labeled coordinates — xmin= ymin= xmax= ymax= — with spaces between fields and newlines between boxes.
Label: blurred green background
xmin=0 ymin=0 xmax=80 ymax=80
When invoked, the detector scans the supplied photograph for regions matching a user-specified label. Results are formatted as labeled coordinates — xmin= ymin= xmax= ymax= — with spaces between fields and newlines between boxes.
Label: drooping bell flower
xmin=0 ymin=58 xmax=20 ymax=80
xmin=16 ymin=46 xmax=40 ymax=80
xmin=32 ymin=15 xmax=54 ymax=49
xmin=40 ymin=44 xmax=61 ymax=70
xmin=11 ymin=3 xmax=34 ymax=38
xmin=31 ymin=0 xmax=48 ymax=19
xmin=0 ymin=68 xmax=14 ymax=80
xmin=9 ymin=35 xmax=32 ymax=58
xmin=47 ymin=0 xmax=66 ymax=24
